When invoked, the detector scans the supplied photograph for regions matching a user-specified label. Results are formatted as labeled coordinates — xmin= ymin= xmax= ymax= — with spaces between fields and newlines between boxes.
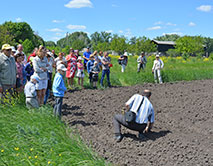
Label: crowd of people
xmin=0 ymin=43 xmax=163 ymax=141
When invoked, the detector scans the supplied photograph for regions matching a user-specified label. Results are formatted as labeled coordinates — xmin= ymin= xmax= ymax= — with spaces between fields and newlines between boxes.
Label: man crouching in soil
xmin=113 ymin=90 xmax=154 ymax=142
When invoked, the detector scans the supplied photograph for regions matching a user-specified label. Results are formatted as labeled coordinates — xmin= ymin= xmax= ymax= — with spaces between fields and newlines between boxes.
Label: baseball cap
xmin=31 ymin=75 xmax=40 ymax=83
xmin=77 ymin=56 xmax=83 ymax=60
xmin=156 ymin=54 xmax=160 ymax=58
xmin=11 ymin=46 xmax=16 ymax=52
xmin=57 ymin=64 xmax=67 ymax=71
xmin=2 ymin=44 xmax=12 ymax=50
xmin=124 ymin=52 xmax=128 ymax=56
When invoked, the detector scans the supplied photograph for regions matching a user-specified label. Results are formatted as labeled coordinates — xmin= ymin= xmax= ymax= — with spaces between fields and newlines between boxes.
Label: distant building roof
xmin=152 ymin=40 xmax=176 ymax=46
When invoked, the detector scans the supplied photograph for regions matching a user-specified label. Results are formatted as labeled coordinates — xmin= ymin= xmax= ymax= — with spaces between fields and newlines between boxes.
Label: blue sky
xmin=0 ymin=0 xmax=213 ymax=42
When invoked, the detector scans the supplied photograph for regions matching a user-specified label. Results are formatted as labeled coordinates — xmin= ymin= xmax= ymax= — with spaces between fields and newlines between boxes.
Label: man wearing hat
xmin=52 ymin=64 xmax=67 ymax=119
xmin=0 ymin=44 xmax=17 ymax=97
xmin=118 ymin=52 xmax=128 ymax=72
xmin=152 ymin=54 xmax=164 ymax=84
xmin=83 ymin=47 xmax=91 ymax=70
xmin=137 ymin=52 xmax=147 ymax=72
xmin=24 ymin=75 xmax=40 ymax=109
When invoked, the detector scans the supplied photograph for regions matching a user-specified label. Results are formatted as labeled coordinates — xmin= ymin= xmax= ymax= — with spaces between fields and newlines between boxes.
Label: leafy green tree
xmin=45 ymin=41 xmax=56 ymax=47
xmin=0 ymin=25 xmax=15 ymax=47
xmin=57 ymin=31 xmax=90 ymax=48
xmin=2 ymin=21 xmax=34 ymax=43
xmin=110 ymin=35 xmax=127 ymax=55
xmin=175 ymin=36 xmax=204 ymax=56
xmin=154 ymin=34 xmax=180 ymax=41
xmin=71 ymin=39 xmax=85 ymax=51
xmin=135 ymin=36 xmax=157 ymax=55
xmin=204 ymin=37 xmax=213 ymax=56
xmin=22 ymin=39 xmax=34 ymax=54
xmin=93 ymin=42 xmax=110 ymax=51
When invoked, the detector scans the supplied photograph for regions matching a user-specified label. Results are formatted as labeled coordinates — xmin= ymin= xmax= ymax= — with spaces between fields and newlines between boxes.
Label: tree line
xmin=1 ymin=21 xmax=213 ymax=57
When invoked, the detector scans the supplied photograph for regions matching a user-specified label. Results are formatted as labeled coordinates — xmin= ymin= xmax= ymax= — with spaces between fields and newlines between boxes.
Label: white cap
xmin=124 ymin=52 xmax=128 ymax=56
xmin=11 ymin=46 xmax=16 ymax=52
xmin=57 ymin=64 xmax=67 ymax=71
xmin=156 ymin=54 xmax=160 ymax=58
xmin=77 ymin=56 xmax=83 ymax=60
xmin=31 ymin=75 xmax=40 ymax=83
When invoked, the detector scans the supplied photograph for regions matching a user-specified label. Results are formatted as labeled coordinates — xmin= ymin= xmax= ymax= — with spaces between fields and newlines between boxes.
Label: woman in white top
xmin=152 ymin=54 xmax=164 ymax=84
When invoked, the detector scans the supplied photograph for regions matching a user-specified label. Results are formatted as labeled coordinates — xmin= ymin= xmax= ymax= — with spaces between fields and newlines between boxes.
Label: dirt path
xmin=62 ymin=80 xmax=213 ymax=166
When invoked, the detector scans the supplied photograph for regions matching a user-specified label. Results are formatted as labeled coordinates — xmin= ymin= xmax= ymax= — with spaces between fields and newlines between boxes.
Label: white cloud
xmin=65 ymin=0 xmax=93 ymax=8
xmin=147 ymin=26 xmax=162 ymax=31
xmin=66 ymin=24 xmax=86 ymax=30
xmin=166 ymin=22 xmax=177 ymax=26
xmin=105 ymin=30 xmax=113 ymax=33
xmin=52 ymin=20 xmax=64 ymax=23
xmin=196 ymin=5 xmax=212 ymax=12
xmin=188 ymin=22 xmax=196 ymax=27
xmin=55 ymin=33 xmax=63 ymax=36
xmin=154 ymin=21 xmax=163 ymax=25
xmin=16 ymin=17 xmax=22 ymax=22
xmin=124 ymin=29 xmax=132 ymax=38
xmin=119 ymin=30 xmax=124 ymax=34
xmin=47 ymin=28 xmax=63 ymax=32
xmin=162 ymin=32 xmax=183 ymax=36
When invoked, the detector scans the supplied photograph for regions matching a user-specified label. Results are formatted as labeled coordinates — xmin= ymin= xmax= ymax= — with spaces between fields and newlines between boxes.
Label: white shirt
xmin=126 ymin=94 xmax=154 ymax=124
xmin=152 ymin=59 xmax=164 ymax=70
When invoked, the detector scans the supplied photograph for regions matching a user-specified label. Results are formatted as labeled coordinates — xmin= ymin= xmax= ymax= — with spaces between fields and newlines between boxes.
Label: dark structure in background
xmin=151 ymin=40 xmax=176 ymax=53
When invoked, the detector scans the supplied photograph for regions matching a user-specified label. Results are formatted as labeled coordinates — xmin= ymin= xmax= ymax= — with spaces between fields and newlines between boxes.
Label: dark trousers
xmin=100 ymin=69 xmax=110 ymax=86
xmin=54 ymin=97 xmax=63 ymax=119
xmin=113 ymin=114 xmax=146 ymax=135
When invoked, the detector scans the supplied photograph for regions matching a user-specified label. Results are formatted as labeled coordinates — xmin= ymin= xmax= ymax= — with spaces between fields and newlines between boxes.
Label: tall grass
xmin=0 ymin=94 xmax=108 ymax=166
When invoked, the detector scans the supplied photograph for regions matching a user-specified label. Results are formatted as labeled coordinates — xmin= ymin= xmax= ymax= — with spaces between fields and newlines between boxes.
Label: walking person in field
xmin=137 ymin=52 xmax=147 ymax=72
xmin=100 ymin=52 xmax=111 ymax=87
xmin=152 ymin=54 xmax=164 ymax=84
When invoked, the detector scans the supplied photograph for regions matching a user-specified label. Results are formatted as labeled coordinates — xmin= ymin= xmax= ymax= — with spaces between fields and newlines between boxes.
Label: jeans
xmin=54 ymin=97 xmax=63 ymax=119
xmin=121 ymin=64 xmax=126 ymax=72
xmin=113 ymin=114 xmax=146 ymax=135
xmin=44 ymin=89 xmax=50 ymax=105
xmin=100 ymin=69 xmax=111 ymax=86
xmin=154 ymin=69 xmax=163 ymax=83
xmin=137 ymin=63 xmax=146 ymax=72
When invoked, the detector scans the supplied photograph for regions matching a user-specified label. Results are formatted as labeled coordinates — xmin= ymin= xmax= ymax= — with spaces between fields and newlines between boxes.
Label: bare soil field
xmin=62 ymin=80 xmax=213 ymax=166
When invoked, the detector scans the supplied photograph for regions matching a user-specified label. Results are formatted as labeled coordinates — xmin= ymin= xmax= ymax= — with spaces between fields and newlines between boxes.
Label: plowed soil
xmin=62 ymin=80 xmax=213 ymax=166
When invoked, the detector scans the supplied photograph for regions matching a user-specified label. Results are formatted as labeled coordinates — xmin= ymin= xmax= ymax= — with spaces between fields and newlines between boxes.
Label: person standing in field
xmin=83 ymin=47 xmax=91 ymax=70
xmin=137 ymin=52 xmax=147 ymax=72
xmin=76 ymin=56 xmax=84 ymax=89
xmin=152 ymin=54 xmax=164 ymax=84
xmin=100 ymin=52 xmax=111 ymax=87
xmin=90 ymin=61 xmax=100 ymax=89
xmin=66 ymin=49 xmax=77 ymax=89
xmin=32 ymin=46 xmax=49 ymax=106
xmin=0 ymin=44 xmax=16 ymax=97
xmin=87 ymin=54 xmax=95 ymax=87
xmin=52 ymin=64 xmax=67 ymax=120
xmin=15 ymin=53 xmax=24 ymax=92
xmin=118 ymin=52 xmax=128 ymax=72
xmin=15 ymin=44 xmax=27 ymax=66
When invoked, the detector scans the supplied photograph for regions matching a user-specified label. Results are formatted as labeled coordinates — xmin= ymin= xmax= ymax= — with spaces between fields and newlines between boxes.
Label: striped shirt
xmin=125 ymin=94 xmax=154 ymax=124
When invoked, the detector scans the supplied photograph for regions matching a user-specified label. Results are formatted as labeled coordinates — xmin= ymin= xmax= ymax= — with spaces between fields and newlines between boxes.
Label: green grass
xmin=1 ymin=55 xmax=213 ymax=165
xmin=0 ymin=94 xmax=108 ymax=166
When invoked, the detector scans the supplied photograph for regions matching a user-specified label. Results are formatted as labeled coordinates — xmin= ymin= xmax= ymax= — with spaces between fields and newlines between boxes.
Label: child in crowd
xmin=15 ymin=53 xmax=24 ymax=92
xmin=90 ymin=61 xmax=100 ymax=88
xmin=24 ymin=75 xmax=40 ymax=109
xmin=52 ymin=64 xmax=67 ymax=119
xmin=25 ymin=57 xmax=34 ymax=81
xmin=76 ymin=56 xmax=84 ymax=89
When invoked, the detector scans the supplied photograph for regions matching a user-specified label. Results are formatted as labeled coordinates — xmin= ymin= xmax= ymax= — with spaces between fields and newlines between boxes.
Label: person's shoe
xmin=138 ymin=133 xmax=146 ymax=139
xmin=114 ymin=134 xmax=122 ymax=142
